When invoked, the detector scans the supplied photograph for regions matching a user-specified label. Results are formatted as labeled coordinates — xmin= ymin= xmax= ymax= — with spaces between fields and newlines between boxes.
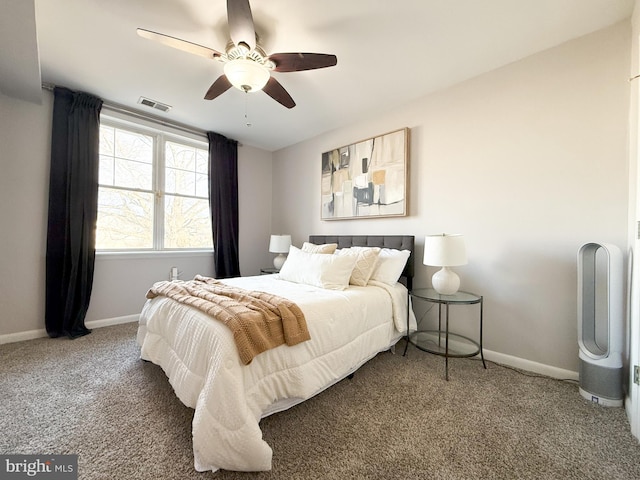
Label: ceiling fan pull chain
xmin=244 ymin=92 xmax=252 ymax=127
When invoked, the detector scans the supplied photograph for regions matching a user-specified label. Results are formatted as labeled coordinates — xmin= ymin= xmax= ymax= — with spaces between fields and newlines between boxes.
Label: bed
xmin=136 ymin=234 xmax=416 ymax=472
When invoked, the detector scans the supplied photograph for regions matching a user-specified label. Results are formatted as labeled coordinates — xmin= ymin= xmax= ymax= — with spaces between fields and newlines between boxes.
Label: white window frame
xmin=97 ymin=113 xmax=212 ymax=254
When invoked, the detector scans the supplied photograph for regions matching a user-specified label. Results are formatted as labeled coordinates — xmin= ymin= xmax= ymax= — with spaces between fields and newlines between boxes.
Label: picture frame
xmin=321 ymin=127 xmax=409 ymax=220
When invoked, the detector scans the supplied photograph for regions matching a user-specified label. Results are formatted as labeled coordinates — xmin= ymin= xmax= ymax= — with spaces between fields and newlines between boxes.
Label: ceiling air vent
xmin=137 ymin=97 xmax=172 ymax=112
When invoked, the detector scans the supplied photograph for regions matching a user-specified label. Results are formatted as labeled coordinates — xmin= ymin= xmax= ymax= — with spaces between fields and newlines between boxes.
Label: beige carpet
xmin=2 ymin=322 xmax=640 ymax=479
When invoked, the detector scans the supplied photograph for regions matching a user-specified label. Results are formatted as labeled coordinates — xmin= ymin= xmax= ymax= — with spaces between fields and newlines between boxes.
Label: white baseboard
xmin=0 ymin=314 xmax=139 ymax=345
xmin=483 ymin=349 xmax=579 ymax=381
xmin=85 ymin=314 xmax=139 ymax=329
xmin=0 ymin=328 xmax=48 ymax=344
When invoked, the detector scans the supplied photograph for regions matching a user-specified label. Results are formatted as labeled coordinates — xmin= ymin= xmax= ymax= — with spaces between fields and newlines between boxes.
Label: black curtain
xmin=45 ymin=87 xmax=103 ymax=338
xmin=207 ymin=132 xmax=241 ymax=278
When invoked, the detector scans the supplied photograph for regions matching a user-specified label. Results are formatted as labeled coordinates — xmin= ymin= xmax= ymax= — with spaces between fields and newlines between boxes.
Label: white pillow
xmin=279 ymin=245 xmax=357 ymax=290
xmin=301 ymin=241 xmax=338 ymax=254
xmin=369 ymin=248 xmax=411 ymax=285
xmin=335 ymin=247 xmax=381 ymax=286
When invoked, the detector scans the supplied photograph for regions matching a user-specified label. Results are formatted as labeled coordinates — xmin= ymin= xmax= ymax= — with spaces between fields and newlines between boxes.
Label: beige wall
xmin=0 ymin=91 xmax=52 ymax=338
xmin=236 ymin=144 xmax=274 ymax=276
xmin=271 ymin=22 xmax=632 ymax=373
xmin=0 ymin=90 xmax=274 ymax=337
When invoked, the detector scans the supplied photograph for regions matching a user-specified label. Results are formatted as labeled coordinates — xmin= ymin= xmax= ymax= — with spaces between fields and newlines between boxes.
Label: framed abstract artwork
xmin=321 ymin=127 xmax=409 ymax=220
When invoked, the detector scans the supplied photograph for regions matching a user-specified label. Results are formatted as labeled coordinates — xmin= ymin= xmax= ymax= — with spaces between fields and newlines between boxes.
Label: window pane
xmin=100 ymin=126 xmax=153 ymax=190
xmin=195 ymin=173 xmax=208 ymax=197
xmin=196 ymin=150 xmax=208 ymax=173
xmin=100 ymin=125 xmax=115 ymax=156
xmin=99 ymin=154 xmax=114 ymax=185
xmin=166 ymin=141 xmax=195 ymax=170
xmin=165 ymin=167 xmax=195 ymax=196
xmin=165 ymin=141 xmax=208 ymax=197
xmin=164 ymin=195 xmax=212 ymax=249
xmin=114 ymin=158 xmax=152 ymax=190
xmin=96 ymin=188 xmax=154 ymax=249
xmin=115 ymin=130 xmax=153 ymax=163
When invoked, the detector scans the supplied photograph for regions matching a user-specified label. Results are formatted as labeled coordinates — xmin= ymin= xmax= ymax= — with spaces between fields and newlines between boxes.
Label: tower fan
xmin=577 ymin=242 xmax=623 ymax=407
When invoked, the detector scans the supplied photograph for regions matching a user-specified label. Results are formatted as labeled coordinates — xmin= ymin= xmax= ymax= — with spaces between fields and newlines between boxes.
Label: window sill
xmin=96 ymin=250 xmax=213 ymax=261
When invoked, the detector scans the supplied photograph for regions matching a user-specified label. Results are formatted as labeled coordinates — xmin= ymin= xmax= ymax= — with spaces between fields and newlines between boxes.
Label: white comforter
xmin=137 ymin=274 xmax=416 ymax=472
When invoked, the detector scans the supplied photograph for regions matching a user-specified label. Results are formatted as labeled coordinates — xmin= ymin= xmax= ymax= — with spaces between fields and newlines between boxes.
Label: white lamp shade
xmin=224 ymin=59 xmax=270 ymax=92
xmin=423 ymin=234 xmax=467 ymax=267
xmin=269 ymin=235 xmax=291 ymax=254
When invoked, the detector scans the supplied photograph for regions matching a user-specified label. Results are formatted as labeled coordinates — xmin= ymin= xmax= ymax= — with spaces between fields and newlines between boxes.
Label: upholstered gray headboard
xmin=308 ymin=235 xmax=415 ymax=290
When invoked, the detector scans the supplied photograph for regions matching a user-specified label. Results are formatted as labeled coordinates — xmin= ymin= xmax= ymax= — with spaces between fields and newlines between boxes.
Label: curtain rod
xmin=42 ymin=82 xmax=217 ymax=141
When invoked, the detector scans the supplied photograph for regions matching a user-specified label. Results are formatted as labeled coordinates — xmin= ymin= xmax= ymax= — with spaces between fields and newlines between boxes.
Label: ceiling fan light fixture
xmin=224 ymin=59 xmax=269 ymax=93
xmin=138 ymin=0 xmax=336 ymax=107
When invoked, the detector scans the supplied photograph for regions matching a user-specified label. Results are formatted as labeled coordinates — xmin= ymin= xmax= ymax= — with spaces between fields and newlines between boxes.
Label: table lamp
xmin=423 ymin=234 xmax=467 ymax=295
xmin=269 ymin=234 xmax=291 ymax=269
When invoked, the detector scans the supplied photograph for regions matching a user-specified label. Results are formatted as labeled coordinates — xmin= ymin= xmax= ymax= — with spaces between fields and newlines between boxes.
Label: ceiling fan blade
xmin=227 ymin=0 xmax=256 ymax=51
xmin=137 ymin=29 xmax=222 ymax=59
xmin=204 ymin=75 xmax=233 ymax=100
xmin=269 ymin=53 xmax=338 ymax=72
xmin=262 ymin=77 xmax=295 ymax=109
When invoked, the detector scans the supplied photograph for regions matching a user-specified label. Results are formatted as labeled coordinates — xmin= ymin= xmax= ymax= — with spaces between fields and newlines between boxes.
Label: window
xmin=97 ymin=117 xmax=213 ymax=251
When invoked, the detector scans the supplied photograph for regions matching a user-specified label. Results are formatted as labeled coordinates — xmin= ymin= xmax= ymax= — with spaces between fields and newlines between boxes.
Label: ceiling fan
xmin=137 ymin=0 xmax=337 ymax=109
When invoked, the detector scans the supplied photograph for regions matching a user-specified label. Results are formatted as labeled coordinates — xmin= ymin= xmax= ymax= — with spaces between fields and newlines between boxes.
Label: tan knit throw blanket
xmin=146 ymin=275 xmax=310 ymax=365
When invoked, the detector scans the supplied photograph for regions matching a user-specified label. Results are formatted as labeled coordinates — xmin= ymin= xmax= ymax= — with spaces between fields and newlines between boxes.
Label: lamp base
xmin=273 ymin=254 xmax=287 ymax=270
xmin=432 ymin=267 xmax=460 ymax=295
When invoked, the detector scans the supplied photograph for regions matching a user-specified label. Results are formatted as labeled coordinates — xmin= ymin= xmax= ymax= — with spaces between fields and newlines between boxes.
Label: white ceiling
xmin=1 ymin=0 xmax=635 ymax=151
